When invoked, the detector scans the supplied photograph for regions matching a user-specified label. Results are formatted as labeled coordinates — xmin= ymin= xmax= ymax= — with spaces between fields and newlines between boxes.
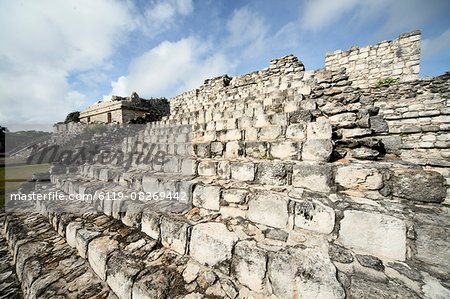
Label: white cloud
xmin=422 ymin=29 xmax=450 ymax=57
xmin=0 ymin=0 xmax=134 ymax=125
xmin=136 ymin=0 xmax=194 ymax=37
xmin=300 ymin=0 xmax=448 ymax=38
xmin=225 ymin=6 xmax=269 ymax=58
xmin=301 ymin=0 xmax=361 ymax=31
xmin=106 ymin=37 xmax=231 ymax=100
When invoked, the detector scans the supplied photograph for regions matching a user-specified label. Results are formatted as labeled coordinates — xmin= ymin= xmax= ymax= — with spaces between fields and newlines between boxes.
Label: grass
xmin=0 ymin=161 xmax=50 ymax=208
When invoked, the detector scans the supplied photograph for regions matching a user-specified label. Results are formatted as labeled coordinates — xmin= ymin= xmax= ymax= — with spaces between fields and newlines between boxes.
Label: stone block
xmin=222 ymin=189 xmax=247 ymax=204
xmin=66 ymin=222 xmax=83 ymax=248
xmin=107 ymin=251 xmax=145 ymax=299
xmin=210 ymin=142 xmax=223 ymax=156
xmin=88 ymin=236 xmax=119 ymax=280
xmin=259 ymin=125 xmax=282 ymax=140
xmin=289 ymin=110 xmax=312 ymax=123
xmin=231 ymin=162 xmax=255 ymax=182
xmin=194 ymin=143 xmax=210 ymax=158
xmin=307 ymin=121 xmax=332 ymax=139
xmin=302 ymin=139 xmax=332 ymax=161
xmin=286 ymin=124 xmax=306 ymax=140
xmin=245 ymin=141 xmax=267 ymax=158
xmin=342 ymin=128 xmax=372 ymax=139
xmin=141 ymin=210 xmax=161 ymax=240
xmin=256 ymin=161 xmax=287 ymax=185
xmin=160 ymin=216 xmax=190 ymax=254
xmin=293 ymin=199 xmax=335 ymax=234
xmin=232 ymin=240 xmax=267 ymax=292
xmin=217 ymin=161 xmax=231 ymax=179
xmin=193 ymin=185 xmax=221 ymax=211
xmin=180 ymin=159 xmax=194 ymax=176
xmin=292 ymin=163 xmax=333 ymax=193
xmin=76 ymin=228 xmax=101 ymax=258
xmin=415 ymin=221 xmax=450 ymax=275
xmin=339 ymin=210 xmax=406 ymax=261
xmin=248 ymin=193 xmax=288 ymax=228
xmin=226 ymin=129 xmax=242 ymax=141
xmin=224 ymin=141 xmax=244 ymax=158
xmin=390 ymin=168 xmax=446 ymax=202
xmin=190 ymin=222 xmax=237 ymax=267
xmin=270 ymin=141 xmax=300 ymax=160
xmin=335 ymin=165 xmax=383 ymax=190
xmin=198 ymin=161 xmax=217 ymax=176
xmin=268 ymin=248 xmax=344 ymax=299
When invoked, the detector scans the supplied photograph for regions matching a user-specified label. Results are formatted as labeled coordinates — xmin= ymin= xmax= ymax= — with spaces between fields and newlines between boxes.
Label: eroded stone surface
xmin=340 ymin=210 xmax=406 ymax=261
xmin=190 ymin=222 xmax=237 ymax=267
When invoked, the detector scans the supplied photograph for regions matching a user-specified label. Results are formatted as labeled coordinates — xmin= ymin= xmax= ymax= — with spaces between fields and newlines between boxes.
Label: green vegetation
xmin=64 ymin=111 xmax=80 ymax=123
xmin=0 ymin=163 xmax=50 ymax=208
xmin=376 ymin=77 xmax=400 ymax=86
xmin=261 ymin=152 xmax=274 ymax=160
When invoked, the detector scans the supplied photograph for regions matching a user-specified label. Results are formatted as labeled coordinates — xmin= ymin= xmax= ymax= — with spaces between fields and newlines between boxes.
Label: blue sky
xmin=0 ymin=0 xmax=449 ymax=125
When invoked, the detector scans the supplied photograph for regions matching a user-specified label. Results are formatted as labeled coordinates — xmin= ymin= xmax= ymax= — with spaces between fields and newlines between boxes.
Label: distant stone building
xmin=79 ymin=92 xmax=169 ymax=124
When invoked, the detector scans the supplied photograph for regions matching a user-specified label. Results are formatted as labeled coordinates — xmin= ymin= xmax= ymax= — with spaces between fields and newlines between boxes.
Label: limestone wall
xmin=325 ymin=30 xmax=421 ymax=88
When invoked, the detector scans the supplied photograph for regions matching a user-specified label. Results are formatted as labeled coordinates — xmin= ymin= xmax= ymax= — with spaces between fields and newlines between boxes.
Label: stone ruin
xmin=1 ymin=30 xmax=449 ymax=298
xmin=79 ymin=92 xmax=170 ymax=124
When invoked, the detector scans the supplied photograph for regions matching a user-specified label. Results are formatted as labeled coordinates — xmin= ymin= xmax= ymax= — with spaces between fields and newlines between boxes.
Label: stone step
xmin=28 ymin=186 xmax=243 ymax=299
xmin=0 ymin=210 xmax=22 ymax=299
xmin=2 ymin=211 xmax=116 ymax=298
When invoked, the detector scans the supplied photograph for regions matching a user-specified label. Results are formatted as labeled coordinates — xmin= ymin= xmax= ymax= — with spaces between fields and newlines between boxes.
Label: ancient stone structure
xmin=79 ymin=92 xmax=170 ymax=124
xmin=2 ymin=30 xmax=450 ymax=298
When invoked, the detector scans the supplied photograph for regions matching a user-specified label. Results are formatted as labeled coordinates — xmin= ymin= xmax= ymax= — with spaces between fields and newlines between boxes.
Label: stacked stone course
xmin=2 ymin=30 xmax=450 ymax=298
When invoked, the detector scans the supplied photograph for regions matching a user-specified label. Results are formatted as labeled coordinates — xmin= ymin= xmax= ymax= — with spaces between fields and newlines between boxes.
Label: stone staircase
xmin=2 ymin=31 xmax=450 ymax=298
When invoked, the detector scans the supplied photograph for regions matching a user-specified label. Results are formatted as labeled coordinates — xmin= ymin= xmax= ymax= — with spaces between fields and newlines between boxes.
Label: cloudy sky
xmin=1 ymin=0 xmax=449 ymax=126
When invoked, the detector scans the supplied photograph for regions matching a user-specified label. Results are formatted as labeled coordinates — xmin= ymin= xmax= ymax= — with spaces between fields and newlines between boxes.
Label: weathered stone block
xmin=307 ymin=121 xmax=332 ymax=139
xmin=293 ymin=200 xmax=335 ymax=234
xmin=66 ymin=222 xmax=83 ymax=248
xmin=259 ymin=125 xmax=282 ymax=140
xmin=248 ymin=193 xmax=288 ymax=228
xmin=390 ymin=168 xmax=446 ymax=202
xmin=141 ymin=211 xmax=160 ymax=240
xmin=270 ymin=141 xmax=300 ymax=159
xmin=222 ymin=189 xmax=247 ymax=204
xmin=268 ymin=248 xmax=345 ymax=299
xmin=88 ymin=236 xmax=119 ymax=280
xmin=194 ymin=143 xmax=211 ymax=158
xmin=232 ymin=240 xmax=267 ymax=292
xmin=340 ymin=210 xmax=406 ymax=261
xmin=330 ymin=113 xmax=357 ymax=128
xmin=292 ymin=163 xmax=333 ymax=193
xmin=256 ymin=161 xmax=287 ymax=185
xmin=342 ymin=128 xmax=372 ymax=138
xmin=193 ymin=185 xmax=220 ymax=211
xmin=414 ymin=213 xmax=450 ymax=276
xmin=286 ymin=124 xmax=306 ymax=140
xmin=198 ymin=161 xmax=217 ymax=176
xmin=335 ymin=165 xmax=383 ymax=190
xmin=190 ymin=223 xmax=237 ymax=267
xmin=76 ymin=228 xmax=101 ymax=258
xmin=226 ymin=129 xmax=242 ymax=141
xmin=107 ymin=252 xmax=145 ymax=299
xmin=245 ymin=141 xmax=267 ymax=158
xmin=231 ymin=162 xmax=255 ymax=182
xmin=160 ymin=216 xmax=190 ymax=254
xmin=224 ymin=141 xmax=244 ymax=158
xmin=217 ymin=161 xmax=231 ymax=179
xmin=302 ymin=139 xmax=332 ymax=161
xmin=210 ymin=141 xmax=223 ymax=156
